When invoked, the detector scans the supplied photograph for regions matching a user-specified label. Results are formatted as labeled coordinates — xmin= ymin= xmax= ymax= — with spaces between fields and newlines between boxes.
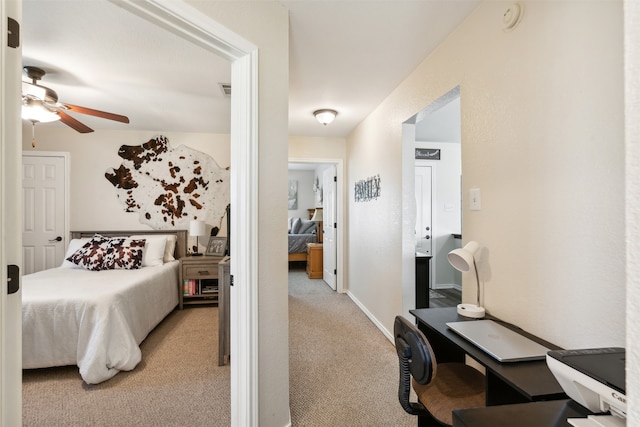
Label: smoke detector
xmin=503 ymin=3 xmax=524 ymax=32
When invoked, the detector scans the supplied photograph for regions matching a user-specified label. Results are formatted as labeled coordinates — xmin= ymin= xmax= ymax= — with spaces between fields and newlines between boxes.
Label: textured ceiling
xmin=21 ymin=0 xmax=480 ymax=138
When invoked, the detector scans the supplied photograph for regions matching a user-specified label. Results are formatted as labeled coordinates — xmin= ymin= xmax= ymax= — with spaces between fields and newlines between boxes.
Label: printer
xmin=546 ymin=347 xmax=626 ymax=427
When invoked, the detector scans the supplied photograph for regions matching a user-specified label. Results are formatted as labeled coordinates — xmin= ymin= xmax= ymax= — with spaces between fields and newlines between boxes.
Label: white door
xmin=415 ymin=166 xmax=433 ymax=256
xmin=2 ymin=0 xmax=24 ymax=424
xmin=22 ymin=153 xmax=68 ymax=274
xmin=322 ymin=166 xmax=337 ymax=290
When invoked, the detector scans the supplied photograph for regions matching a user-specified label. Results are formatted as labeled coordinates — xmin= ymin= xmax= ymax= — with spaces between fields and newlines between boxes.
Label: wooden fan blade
xmin=58 ymin=110 xmax=94 ymax=133
xmin=63 ymin=103 xmax=130 ymax=124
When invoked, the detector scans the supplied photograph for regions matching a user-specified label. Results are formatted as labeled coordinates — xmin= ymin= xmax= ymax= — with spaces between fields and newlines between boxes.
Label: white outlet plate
xmin=470 ymin=188 xmax=481 ymax=210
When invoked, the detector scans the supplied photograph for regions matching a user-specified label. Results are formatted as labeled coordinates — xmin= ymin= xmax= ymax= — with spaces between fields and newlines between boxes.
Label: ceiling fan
xmin=21 ymin=66 xmax=130 ymax=134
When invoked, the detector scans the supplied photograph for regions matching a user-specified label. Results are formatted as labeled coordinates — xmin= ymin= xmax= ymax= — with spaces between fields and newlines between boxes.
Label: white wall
xmin=348 ymin=0 xmax=625 ymax=355
xmin=624 ymin=0 xmax=640 ymax=423
xmin=287 ymin=169 xmax=315 ymax=220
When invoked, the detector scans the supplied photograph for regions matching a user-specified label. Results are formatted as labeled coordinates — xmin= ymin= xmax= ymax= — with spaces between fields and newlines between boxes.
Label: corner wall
xmin=185 ymin=2 xmax=291 ymax=426
xmin=348 ymin=0 xmax=625 ymax=353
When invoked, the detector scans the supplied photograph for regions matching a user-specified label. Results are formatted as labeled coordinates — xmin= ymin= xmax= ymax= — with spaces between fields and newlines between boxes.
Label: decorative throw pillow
xmin=66 ymin=234 xmax=111 ymax=271
xmin=290 ymin=217 xmax=302 ymax=234
xmin=102 ymin=237 xmax=146 ymax=270
xmin=61 ymin=238 xmax=91 ymax=269
xmin=298 ymin=220 xmax=317 ymax=234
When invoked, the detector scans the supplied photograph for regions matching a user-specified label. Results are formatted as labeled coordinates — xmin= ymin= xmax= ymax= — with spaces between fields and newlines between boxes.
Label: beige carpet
xmin=288 ymin=270 xmax=415 ymax=426
xmin=22 ymin=306 xmax=230 ymax=426
xmin=22 ymin=271 xmax=415 ymax=426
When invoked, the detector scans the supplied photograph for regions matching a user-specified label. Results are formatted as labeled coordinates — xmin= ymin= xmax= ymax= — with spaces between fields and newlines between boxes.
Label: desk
xmin=410 ymin=307 xmax=566 ymax=406
xmin=452 ymin=399 xmax=592 ymax=427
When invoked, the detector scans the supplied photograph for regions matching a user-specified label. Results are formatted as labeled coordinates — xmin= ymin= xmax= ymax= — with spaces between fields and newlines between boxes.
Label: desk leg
xmin=486 ymin=371 xmax=530 ymax=406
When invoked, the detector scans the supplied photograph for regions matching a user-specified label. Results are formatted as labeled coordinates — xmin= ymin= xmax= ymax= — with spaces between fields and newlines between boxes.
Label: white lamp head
xmin=448 ymin=240 xmax=485 ymax=319
xmin=447 ymin=241 xmax=480 ymax=272
xmin=189 ymin=220 xmax=206 ymax=237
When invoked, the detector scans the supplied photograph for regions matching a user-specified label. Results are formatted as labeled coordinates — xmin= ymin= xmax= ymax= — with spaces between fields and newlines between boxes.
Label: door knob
xmin=49 ymin=236 xmax=62 ymax=242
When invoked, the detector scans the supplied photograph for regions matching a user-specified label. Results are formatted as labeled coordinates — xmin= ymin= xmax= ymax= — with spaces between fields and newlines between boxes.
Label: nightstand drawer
xmin=184 ymin=265 xmax=217 ymax=278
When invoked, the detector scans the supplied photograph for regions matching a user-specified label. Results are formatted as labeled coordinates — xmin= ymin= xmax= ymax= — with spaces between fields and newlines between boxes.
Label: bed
xmin=22 ymin=229 xmax=187 ymax=384
xmin=288 ymin=217 xmax=318 ymax=262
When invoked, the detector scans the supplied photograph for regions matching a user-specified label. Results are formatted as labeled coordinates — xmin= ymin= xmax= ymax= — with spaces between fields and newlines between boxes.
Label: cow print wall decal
xmin=105 ymin=135 xmax=230 ymax=230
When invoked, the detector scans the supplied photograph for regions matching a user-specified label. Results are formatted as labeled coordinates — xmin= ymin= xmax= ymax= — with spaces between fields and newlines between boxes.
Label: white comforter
xmin=22 ymin=262 xmax=179 ymax=384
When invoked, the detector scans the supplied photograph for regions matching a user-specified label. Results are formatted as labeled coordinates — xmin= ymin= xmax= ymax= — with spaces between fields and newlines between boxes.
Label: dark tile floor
xmin=428 ymin=288 xmax=462 ymax=308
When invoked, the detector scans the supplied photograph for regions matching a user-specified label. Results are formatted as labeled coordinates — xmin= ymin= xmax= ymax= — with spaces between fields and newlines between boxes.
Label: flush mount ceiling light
xmin=313 ymin=109 xmax=337 ymax=126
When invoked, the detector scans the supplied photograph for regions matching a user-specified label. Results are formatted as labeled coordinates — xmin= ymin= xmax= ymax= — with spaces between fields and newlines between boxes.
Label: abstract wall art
xmin=354 ymin=174 xmax=381 ymax=202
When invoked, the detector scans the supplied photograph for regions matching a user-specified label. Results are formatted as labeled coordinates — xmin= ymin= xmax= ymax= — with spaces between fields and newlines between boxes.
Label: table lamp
xmin=189 ymin=220 xmax=206 ymax=256
xmin=447 ymin=241 xmax=485 ymax=318
xmin=311 ymin=209 xmax=323 ymax=242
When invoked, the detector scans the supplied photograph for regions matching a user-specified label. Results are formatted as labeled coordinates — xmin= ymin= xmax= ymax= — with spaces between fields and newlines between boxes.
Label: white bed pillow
xmin=130 ymin=234 xmax=177 ymax=262
xmin=139 ymin=236 xmax=166 ymax=267
xmin=61 ymin=238 xmax=91 ymax=269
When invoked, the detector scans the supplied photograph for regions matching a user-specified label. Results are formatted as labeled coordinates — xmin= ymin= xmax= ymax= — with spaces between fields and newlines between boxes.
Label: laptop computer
xmin=446 ymin=319 xmax=551 ymax=362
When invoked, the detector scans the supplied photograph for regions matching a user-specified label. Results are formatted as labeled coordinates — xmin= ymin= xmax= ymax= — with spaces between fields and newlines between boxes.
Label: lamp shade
xmin=311 ymin=209 xmax=323 ymax=222
xmin=189 ymin=220 xmax=206 ymax=237
xmin=22 ymin=99 xmax=60 ymax=123
xmin=447 ymin=241 xmax=479 ymax=272
xmin=448 ymin=240 xmax=485 ymax=318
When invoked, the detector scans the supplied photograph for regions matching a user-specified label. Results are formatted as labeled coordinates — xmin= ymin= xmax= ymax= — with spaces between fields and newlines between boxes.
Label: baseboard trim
xmin=346 ymin=290 xmax=394 ymax=343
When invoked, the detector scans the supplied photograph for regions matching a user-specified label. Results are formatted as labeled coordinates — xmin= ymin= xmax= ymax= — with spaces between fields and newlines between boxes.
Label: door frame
xmin=22 ymin=151 xmax=71 ymax=272
xmin=1 ymin=0 xmax=24 ymax=423
xmin=112 ymin=1 xmax=260 ymax=424
xmin=288 ymin=157 xmax=344 ymax=294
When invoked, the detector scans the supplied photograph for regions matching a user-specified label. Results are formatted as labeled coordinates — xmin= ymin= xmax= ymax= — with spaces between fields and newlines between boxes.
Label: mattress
xmin=22 ymin=261 xmax=179 ymax=384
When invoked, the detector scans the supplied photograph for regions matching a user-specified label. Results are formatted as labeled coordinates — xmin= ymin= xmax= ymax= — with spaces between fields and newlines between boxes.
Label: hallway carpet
xmin=288 ymin=270 xmax=415 ymax=426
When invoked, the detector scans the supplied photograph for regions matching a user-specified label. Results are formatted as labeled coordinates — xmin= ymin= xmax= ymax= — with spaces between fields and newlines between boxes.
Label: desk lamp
xmin=189 ymin=220 xmax=206 ymax=256
xmin=448 ymin=241 xmax=485 ymax=318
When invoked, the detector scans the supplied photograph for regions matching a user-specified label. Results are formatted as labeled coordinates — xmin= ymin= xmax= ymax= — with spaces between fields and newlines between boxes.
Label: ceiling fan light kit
xmin=313 ymin=109 xmax=337 ymax=125
xmin=20 ymin=66 xmax=130 ymax=133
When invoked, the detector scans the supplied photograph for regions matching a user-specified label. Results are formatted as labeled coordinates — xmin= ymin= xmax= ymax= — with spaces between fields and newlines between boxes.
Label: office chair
xmin=394 ymin=316 xmax=485 ymax=426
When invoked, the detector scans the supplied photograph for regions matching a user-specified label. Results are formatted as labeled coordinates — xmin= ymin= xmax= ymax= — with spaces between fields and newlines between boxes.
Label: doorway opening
xmin=287 ymin=158 xmax=344 ymax=294
xmin=401 ymin=86 xmax=462 ymax=317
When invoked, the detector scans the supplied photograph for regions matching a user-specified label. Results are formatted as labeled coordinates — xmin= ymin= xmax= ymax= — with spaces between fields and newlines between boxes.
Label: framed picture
xmin=206 ymin=236 xmax=227 ymax=256
xmin=415 ymin=148 xmax=441 ymax=160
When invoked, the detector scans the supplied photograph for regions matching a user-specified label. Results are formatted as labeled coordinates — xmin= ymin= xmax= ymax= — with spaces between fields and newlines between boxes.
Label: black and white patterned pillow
xmin=102 ymin=237 xmax=146 ymax=270
xmin=65 ymin=234 xmax=111 ymax=271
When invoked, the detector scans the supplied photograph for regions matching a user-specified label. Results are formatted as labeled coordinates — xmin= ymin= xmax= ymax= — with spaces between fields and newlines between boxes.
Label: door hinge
xmin=7 ymin=18 xmax=20 ymax=48
xmin=7 ymin=265 xmax=19 ymax=294
xmin=230 ymin=274 xmax=234 ymax=286
xmin=333 ymin=176 xmax=337 ymax=182
xmin=334 ymin=269 xmax=337 ymax=275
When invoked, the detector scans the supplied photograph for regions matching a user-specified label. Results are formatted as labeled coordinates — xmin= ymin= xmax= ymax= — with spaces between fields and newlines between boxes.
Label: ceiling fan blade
xmin=62 ymin=103 xmax=130 ymax=124
xmin=58 ymin=110 xmax=94 ymax=133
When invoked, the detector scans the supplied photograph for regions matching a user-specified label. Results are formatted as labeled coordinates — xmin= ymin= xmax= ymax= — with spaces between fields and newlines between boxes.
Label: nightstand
xmin=306 ymin=243 xmax=323 ymax=279
xmin=178 ymin=255 xmax=224 ymax=309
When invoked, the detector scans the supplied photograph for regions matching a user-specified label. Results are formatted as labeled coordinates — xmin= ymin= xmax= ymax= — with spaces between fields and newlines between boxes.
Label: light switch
xmin=469 ymin=188 xmax=481 ymax=211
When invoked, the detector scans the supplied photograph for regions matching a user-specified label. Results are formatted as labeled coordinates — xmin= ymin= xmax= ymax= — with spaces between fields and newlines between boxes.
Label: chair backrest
xmin=394 ymin=315 xmax=438 ymax=416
